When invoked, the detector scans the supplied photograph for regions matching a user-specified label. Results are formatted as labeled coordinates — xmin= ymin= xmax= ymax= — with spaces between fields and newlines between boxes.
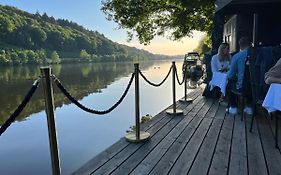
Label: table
xmin=209 ymin=72 xmax=228 ymax=96
xmin=262 ymin=83 xmax=281 ymax=148
xmin=262 ymin=83 xmax=281 ymax=113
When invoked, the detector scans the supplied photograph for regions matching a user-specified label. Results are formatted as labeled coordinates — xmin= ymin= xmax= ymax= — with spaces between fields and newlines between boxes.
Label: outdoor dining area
xmin=207 ymin=0 xmax=281 ymax=150
xmin=208 ymin=44 xmax=281 ymax=149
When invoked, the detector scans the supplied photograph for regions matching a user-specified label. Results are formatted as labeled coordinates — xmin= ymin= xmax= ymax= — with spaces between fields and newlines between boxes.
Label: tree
xmin=37 ymin=48 xmax=47 ymax=63
xmin=80 ymin=49 xmax=91 ymax=61
xmin=51 ymin=51 xmax=60 ymax=64
xmin=101 ymin=0 xmax=215 ymax=44
xmin=193 ymin=35 xmax=211 ymax=55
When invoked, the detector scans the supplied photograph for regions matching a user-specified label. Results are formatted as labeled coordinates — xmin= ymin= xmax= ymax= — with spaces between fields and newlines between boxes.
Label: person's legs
xmin=211 ymin=86 xmax=221 ymax=99
xmin=243 ymin=81 xmax=253 ymax=114
xmin=226 ymin=80 xmax=238 ymax=114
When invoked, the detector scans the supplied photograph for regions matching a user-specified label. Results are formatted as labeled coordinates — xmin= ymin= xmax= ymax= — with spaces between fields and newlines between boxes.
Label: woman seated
xmin=210 ymin=43 xmax=231 ymax=101
xmin=211 ymin=43 xmax=231 ymax=73
xmin=265 ymin=58 xmax=281 ymax=84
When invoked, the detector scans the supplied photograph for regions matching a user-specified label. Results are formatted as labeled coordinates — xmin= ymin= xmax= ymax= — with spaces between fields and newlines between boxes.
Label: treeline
xmin=0 ymin=5 xmax=159 ymax=65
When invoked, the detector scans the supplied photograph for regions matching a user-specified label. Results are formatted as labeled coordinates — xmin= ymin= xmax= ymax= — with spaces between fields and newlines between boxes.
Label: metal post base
xmin=179 ymin=98 xmax=193 ymax=103
xmin=125 ymin=131 xmax=150 ymax=143
xmin=166 ymin=109 xmax=183 ymax=115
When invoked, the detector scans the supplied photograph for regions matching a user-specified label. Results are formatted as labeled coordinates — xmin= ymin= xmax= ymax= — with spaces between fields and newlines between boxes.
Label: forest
xmin=0 ymin=5 xmax=171 ymax=65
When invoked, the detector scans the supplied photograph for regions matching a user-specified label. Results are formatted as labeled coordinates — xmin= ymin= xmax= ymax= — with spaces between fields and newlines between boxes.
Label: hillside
xmin=0 ymin=5 xmax=168 ymax=65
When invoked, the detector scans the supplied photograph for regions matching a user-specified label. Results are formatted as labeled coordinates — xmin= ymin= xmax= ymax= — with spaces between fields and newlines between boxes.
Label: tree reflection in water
xmin=0 ymin=62 xmax=153 ymax=125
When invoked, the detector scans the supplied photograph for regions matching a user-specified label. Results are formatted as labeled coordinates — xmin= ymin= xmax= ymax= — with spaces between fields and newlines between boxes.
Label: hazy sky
xmin=0 ymin=0 xmax=205 ymax=55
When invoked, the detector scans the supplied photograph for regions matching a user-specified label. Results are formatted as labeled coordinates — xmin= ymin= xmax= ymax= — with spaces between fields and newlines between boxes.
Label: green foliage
xmin=193 ymin=35 xmax=211 ymax=55
xmin=51 ymin=51 xmax=60 ymax=64
xmin=0 ymin=5 xmax=165 ymax=65
xmin=0 ymin=48 xmax=47 ymax=65
xmin=141 ymin=114 xmax=152 ymax=124
xmin=80 ymin=49 xmax=91 ymax=61
xmin=102 ymin=0 xmax=215 ymax=44
xmin=126 ymin=114 xmax=152 ymax=133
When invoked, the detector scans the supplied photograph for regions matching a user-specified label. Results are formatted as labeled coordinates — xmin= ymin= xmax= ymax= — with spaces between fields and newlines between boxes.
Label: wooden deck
xmin=73 ymin=86 xmax=281 ymax=175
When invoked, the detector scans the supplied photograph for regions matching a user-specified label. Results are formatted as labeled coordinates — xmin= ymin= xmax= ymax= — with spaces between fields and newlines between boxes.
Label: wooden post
xmin=134 ymin=64 xmax=140 ymax=140
xmin=172 ymin=61 xmax=176 ymax=113
xmin=41 ymin=67 xmax=61 ymax=175
xmin=180 ymin=59 xmax=193 ymax=103
xmin=125 ymin=64 xmax=150 ymax=143
xmin=166 ymin=62 xmax=183 ymax=115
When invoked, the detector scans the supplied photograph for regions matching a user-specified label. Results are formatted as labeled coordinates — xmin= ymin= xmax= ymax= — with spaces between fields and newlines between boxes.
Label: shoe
xmin=243 ymin=107 xmax=253 ymax=115
xmin=219 ymin=96 xmax=224 ymax=103
xmin=228 ymin=107 xmax=238 ymax=115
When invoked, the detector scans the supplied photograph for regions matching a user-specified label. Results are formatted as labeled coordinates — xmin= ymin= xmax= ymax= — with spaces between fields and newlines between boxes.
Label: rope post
xmin=40 ymin=67 xmax=61 ymax=175
xmin=180 ymin=60 xmax=193 ymax=103
xmin=125 ymin=63 xmax=150 ymax=143
xmin=166 ymin=62 xmax=183 ymax=115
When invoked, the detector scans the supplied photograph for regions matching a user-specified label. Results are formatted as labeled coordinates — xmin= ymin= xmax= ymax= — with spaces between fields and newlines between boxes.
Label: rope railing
xmin=175 ymin=65 xmax=187 ymax=85
xmin=0 ymin=77 xmax=40 ymax=136
xmin=52 ymin=73 xmax=135 ymax=115
xmin=0 ymin=62 xmax=193 ymax=174
xmin=139 ymin=65 xmax=172 ymax=87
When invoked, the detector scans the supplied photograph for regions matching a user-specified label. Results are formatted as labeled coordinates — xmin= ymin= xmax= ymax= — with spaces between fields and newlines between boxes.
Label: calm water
xmin=0 ymin=60 xmax=189 ymax=175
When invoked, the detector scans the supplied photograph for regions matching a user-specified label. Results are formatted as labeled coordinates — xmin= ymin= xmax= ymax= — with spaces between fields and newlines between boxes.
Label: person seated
xmin=211 ymin=43 xmax=231 ymax=73
xmin=226 ymin=37 xmax=252 ymax=115
xmin=265 ymin=58 xmax=281 ymax=84
xmin=210 ymin=43 xmax=231 ymax=101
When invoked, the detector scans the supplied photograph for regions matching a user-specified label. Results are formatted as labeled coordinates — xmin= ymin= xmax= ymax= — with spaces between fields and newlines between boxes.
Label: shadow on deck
xmin=73 ymin=86 xmax=281 ymax=175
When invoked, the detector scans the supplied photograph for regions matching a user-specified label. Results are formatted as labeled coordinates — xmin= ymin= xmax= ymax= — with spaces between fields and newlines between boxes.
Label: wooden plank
xmin=109 ymin=97 xmax=209 ymax=175
xmin=91 ymin=92 xmax=206 ymax=174
xmin=267 ymin=112 xmax=281 ymax=152
xmin=188 ymin=105 xmax=225 ymax=175
xmin=91 ymin=113 xmax=179 ymax=175
xmin=141 ymin=88 xmax=202 ymax=130
xmin=246 ymin=115 xmax=268 ymax=175
xmin=168 ymin=102 xmax=218 ymax=175
xmin=228 ymin=114 xmax=247 ymax=175
xmin=127 ymin=99 xmax=213 ymax=175
xmin=208 ymin=116 xmax=234 ymax=175
xmin=215 ymin=103 xmax=228 ymax=119
xmin=149 ymin=99 xmax=214 ymax=175
xmin=168 ymin=118 xmax=213 ymax=174
xmin=257 ymin=113 xmax=281 ymax=175
xmin=73 ymin=89 xmax=202 ymax=175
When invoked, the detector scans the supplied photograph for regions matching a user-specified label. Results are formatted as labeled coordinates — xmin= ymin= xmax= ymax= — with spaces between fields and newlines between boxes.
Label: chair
xmin=249 ymin=48 xmax=272 ymax=132
xmin=226 ymin=60 xmax=250 ymax=121
xmin=249 ymin=47 xmax=262 ymax=131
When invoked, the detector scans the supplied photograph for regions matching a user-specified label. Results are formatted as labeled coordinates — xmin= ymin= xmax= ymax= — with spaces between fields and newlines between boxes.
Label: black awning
xmin=215 ymin=0 xmax=281 ymax=12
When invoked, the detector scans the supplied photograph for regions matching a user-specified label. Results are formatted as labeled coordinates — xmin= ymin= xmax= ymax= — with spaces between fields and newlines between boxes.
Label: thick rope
xmin=0 ymin=77 xmax=40 ymax=136
xmin=139 ymin=65 xmax=172 ymax=87
xmin=175 ymin=65 xmax=187 ymax=85
xmin=53 ymin=73 xmax=135 ymax=115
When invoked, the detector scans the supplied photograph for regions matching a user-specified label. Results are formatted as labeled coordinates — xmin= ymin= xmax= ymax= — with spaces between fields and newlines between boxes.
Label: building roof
xmin=215 ymin=0 xmax=281 ymax=12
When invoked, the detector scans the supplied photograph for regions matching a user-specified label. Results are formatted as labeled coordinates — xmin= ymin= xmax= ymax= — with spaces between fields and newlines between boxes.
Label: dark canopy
xmin=215 ymin=0 xmax=281 ymax=13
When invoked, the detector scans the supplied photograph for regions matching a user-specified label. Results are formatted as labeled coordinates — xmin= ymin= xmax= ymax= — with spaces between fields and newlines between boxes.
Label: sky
xmin=0 ymin=0 xmax=205 ymax=55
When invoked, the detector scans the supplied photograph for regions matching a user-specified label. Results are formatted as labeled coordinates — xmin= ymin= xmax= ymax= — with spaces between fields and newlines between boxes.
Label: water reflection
xmin=0 ymin=62 xmax=154 ymax=125
xmin=0 ymin=60 xmax=187 ymax=175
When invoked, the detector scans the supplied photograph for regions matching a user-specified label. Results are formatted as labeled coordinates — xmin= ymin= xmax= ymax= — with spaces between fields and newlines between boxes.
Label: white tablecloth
xmin=209 ymin=72 xmax=228 ymax=96
xmin=262 ymin=83 xmax=281 ymax=113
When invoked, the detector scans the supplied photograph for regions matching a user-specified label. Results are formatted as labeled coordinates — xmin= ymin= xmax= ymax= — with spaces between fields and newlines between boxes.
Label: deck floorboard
xmin=73 ymin=86 xmax=281 ymax=175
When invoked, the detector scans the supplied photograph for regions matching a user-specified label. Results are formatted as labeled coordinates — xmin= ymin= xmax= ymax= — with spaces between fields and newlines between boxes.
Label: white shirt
xmin=211 ymin=54 xmax=230 ymax=73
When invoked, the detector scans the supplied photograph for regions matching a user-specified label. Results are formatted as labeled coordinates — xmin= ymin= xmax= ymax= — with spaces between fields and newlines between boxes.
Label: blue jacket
xmin=227 ymin=48 xmax=248 ymax=89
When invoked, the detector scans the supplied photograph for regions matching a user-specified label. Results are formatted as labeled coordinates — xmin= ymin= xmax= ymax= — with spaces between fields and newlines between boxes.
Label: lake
xmin=0 ymin=60 xmax=190 ymax=175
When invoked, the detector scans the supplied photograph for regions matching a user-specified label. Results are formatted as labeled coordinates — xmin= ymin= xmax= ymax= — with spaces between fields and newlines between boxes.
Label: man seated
xmin=226 ymin=37 xmax=252 ymax=115
xmin=265 ymin=58 xmax=281 ymax=84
